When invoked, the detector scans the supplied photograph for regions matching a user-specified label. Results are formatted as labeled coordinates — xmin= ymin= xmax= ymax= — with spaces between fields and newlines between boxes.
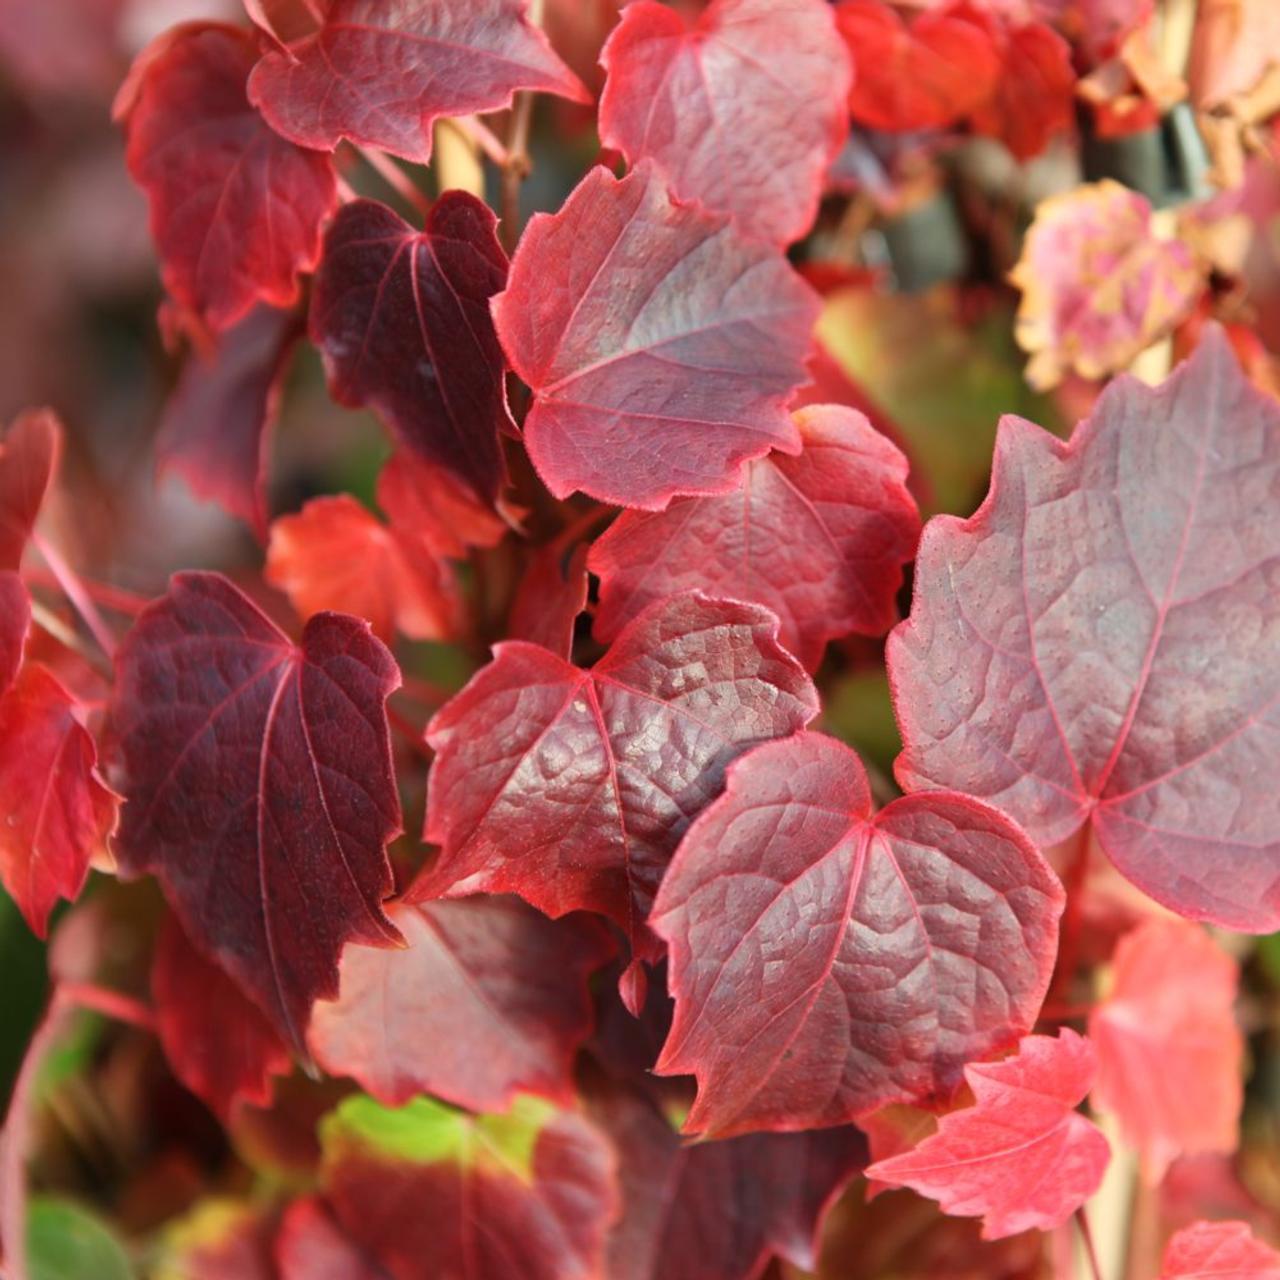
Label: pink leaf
xmin=0 ymin=571 xmax=30 ymax=696
xmin=1160 ymin=1220 xmax=1280 ymax=1279
xmin=888 ymin=328 xmax=1280 ymax=931
xmin=652 ymin=731 xmax=1064 ymax=1136
xmin=248 ymin=0 xmax=588 ymax=164
xmin=598 ymin=0 xmax=851 ymax=246
xmin=866 ymin=1029 xmax=1111 ymax=1240
xmin=589 ymin=404 xmax=921 ymax=671
xmin=0 ymin=409 xmax=59 ymax=572
xmin=110 ymin=571 xmax=404 ymax=1055
xmin=492 ymin=161 xmax=819 ymax=509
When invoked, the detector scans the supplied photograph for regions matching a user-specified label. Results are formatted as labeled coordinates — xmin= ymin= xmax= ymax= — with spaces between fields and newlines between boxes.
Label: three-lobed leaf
xmin=889 ymin=329 xmax=1280 ymax=931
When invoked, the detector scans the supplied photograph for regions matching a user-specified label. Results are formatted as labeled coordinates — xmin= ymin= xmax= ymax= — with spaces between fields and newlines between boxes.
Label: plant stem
xmin=499 ymin=0 xmax=543 ymax=255
xmin=28 ymin=600 xmax=111 ymax=679
xmin=1046 ymin=823 xmax=1093 ymax=1010
xmin=357 ymin=144 xmax=431 ymax=216
xmin=1077 ymin=1207 xmax=1105 ymax=1280
xmin=58 ymin=983 xmax=156 ymax=1031
xmin=30 ymin=531 xmax=117 ymax=660
xmin=451 ymin=115 xmax=510 ymax=167
xmin=23 ymin=568 xmax=148 ymax=616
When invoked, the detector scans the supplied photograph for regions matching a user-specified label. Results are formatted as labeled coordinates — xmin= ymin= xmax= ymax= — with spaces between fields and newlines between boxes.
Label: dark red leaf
xmin=834 ymin=0 xmax=1001 ymax=132
xmin=277 ymin=1198 xmax=390 ymax=1280
xmin=265 ymin=494 xmax=459 ymax=643
xmin=248 ymin=0 xmax=589 ymax=164
xmin=888 ymin=328 xmax=1280 ymax=931
xmin=416 ymin=593 xmax=818 ymax=975
xmin=157 ymin=303 xmax=302 ymax=539
xmin=492 ymin=161 xmax=820 ymax=509
xmin=598 ymin=0 xmax=851 ymax=246
xmin=0 ymin=571 xmax=30 ymax=696
xmin=309 ymin=896 xmax=613 ymax=1111
xmin=111 ymin=571 xmax=404 ymax=1054
xmin=309 ymin=195 xmax=513 ymax=505
xmin=1160 ymin=1219 xmax=1280 ymax=1279
xmin=866 ymin=1030 xmax=1111 ymax=1240
xmin=589 ymin=404 xmax=921 ymax=671
xmin=596 ymin=1082 xmax=866 ymax=1280
xmin=0 ymin=409 xmax=59 ymax=571
xmin=118 ymin=23 xmax=338 ymax=332
xmin=152 ymin=909 xmax=292 ymax=1121
xmin=508 ymin=542 xmax=588 ymax=659
xmin=0 ymin=664 xmax=118 ymax=938
xmin=313 ymin=1093 xmax=618 ymax=1280
xmin=652 ymin=731 xmax=1063 ymax=1136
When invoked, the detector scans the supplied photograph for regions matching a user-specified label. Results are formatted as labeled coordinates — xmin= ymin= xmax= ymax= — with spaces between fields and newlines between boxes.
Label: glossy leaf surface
xmin=493 ymin=161 xmax=819 ymax=509
xmin=889 ymin=330 xmax=1280 ymax=930
xmin=866 ymin=1030 xmax=1110 ymax=1240
xmin=652 ymin=732 xmax=1063 ymax=1136
xmin=310 ymin=195 xmax=512 ymax=504
xmin=590 ymin=405 xmax=921 ymax=671
xmin=111 ymin=571 xmax=404 ymax=1054
xmin=118 ymin=24 xmax=338 ymax=332
xmin=309 ymin=897 xmax=613 ymax=1111
xmin=248 ymin=0 xmax=588 ymax=163
xmin=599 ymin=0 xmax=851 ymax=246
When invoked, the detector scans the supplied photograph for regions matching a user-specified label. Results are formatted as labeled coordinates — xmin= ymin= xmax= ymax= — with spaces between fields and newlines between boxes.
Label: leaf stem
xmin=23 ymin=568 xmax=148 ymax=616
xmin=451 ymin=115 xmax=510 ymax=167
xmin=1046 ymin=823 xmax=1093 ymax=1011
xmin=30 ymin=531 xmax=118 ymax=660
xmin=499 ymin=0 xmax=543 ymax=256
xmin=27 ymin=600 xmax=113 ymax=681
xmin=1077 ymin=1207 xmax=1105 ymax=1280
xmin=57 ymin=982 xmax=156 ymax=1032
xmin=356 ymin=144 xmax=432 ymax=217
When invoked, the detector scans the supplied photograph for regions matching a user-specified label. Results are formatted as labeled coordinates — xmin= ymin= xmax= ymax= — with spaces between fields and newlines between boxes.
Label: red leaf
xmin=835 ymin=0 xmax=1001 ymax=132
xmin=309 ymin=195 xmax=513 ymax=505
xmin=156 ymin=1200 xmax=278 ymax=1280
xmin=152 ymin=909 xmax=292 ymax=1121
xmin=277 ymin=1198 xmax=389 ymax=1280
xmin=265 ymin=494 xmax=459 ymax=643
xmin=0 ymin=663 xmax=118 ymax=938
xmin=111 ymin=571 xmax=404 ymax=1054
xmin=866 ymin=1030 xmax=1110 ymax=1240
xmin=508 ymin=542 xmax=589 ymax=659
xmin=597 ymin=1082 xmax=866 ymax=1280
xmin=0 ymin=571 xmax=30 ymax=696
xmin=311 ymin=1093 xmax=618 ymax=1280
xmin=247 ymin=0 xmax=589 ymax=164
xmin=589 ymin=404 xmax=921 ymax=671
xmin=157 ymin=304 xmax=302 ymax=539
xmin=598 ymin=0 xmax=851 ymax=246
xmin=0 ymin=409 xmax=59 ymax=571
xmin=492 ymin=161 xmax=820 ymax=509
xmin=118 ymin=23 xmax=338 ymax=332
xmin=888 ymin=328 xmax=1280 ymax=931
xmin=1088 ymin=918 xmax=1243 ymax=1182
xmin=416 ymin=593 xmax=818 ymax=972
xmin=651 ymin=731 xmax=1063 ymax=1136
xmin=1160 ymin=1220 xmax=1280 ymax=1279
xmin=309 ymin=896 xmax=613 ymax=1111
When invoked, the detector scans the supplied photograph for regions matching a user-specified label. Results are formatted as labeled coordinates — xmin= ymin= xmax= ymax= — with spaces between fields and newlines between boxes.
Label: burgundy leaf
xmin=0 ymin=571 xmax=30 ymax=696
xmin=652 ymin=731 xmax=1063 ymax=1136
xmin=508 ymin=542 xmax=589 ymax=659
xmin=117 ymin=23 xmax=338 ymax=331
xmin=152 ymin=908 xmax=292 ymax=1121
xmin=1160 ymin=1219 xmax=1280 ymax=1279
xmin=598 ymin=0 xmax=851 ymax=247
xmin=492 ymin=161 xmax=820 ymax=509
xmin=597 ymin=1082 xmax=866 ymax=1280
xmin=248 ymin=0 xmax=589 ymax=164
xmin=309 ymin=195 xmax=513 ymax=504
xmin=309 ymin=896 xmax=613 ymax=1111
xmin=314 ymin=1093 xmax=618 ymax=1280
xmin=0 ymin=409 xmax=58 ymax=571
xmin=866 ymin=1030 xmax=1111 ymax=1240
xmin=157 ymin=303 xmax=302 ymax=539
xmin=111 ymin=571 xmax=404 ymax=1054
xmin=416 ymin=593 xmax=818 ymax=977
xmin=589 ymin=404 xmax=921 ymax=671
xmin=888 ymin=327 xmax=1280 ymax=931
xmin=0 ymin=663 xmax=119 ymax=937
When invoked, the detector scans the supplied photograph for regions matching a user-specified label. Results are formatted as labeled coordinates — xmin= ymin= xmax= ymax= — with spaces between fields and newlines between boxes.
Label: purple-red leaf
xmin=1160 ymin=1219 xmax=1280 ymax=1279
xmin=652 ymin=731 xmax=1063 ymax=1137
xmin=508 ymin=542 xmax=588 ymax=659
xmin=0 ymin=663 xmax=119 ymax=937
xmin=598 ymin=0 xmax=851 ymax=247
xmin=309 ymin=896 xmax=613 ymax=1112
xmin=309 ymin=195 xmax=513 ymax=504
xmin=0 ymin=409 xmax=58 ymax=571
xmin=866 ymin=1030 xmax=1111 ymax=1240
xmin=118 ymin=23 xmax=338 ymax=332
xmin=248 ymin=0 xmax=589 ymax=164
xmin=888 ymin=328 xmax=1280 ymax=931
xmin=111 ymin=571 xmax=404 ymax=1055
xmin=416 ymin=593 xmax=818 ymax=972
xmin=492 ymin=161 xmax=820 ymax=509
xmin=589 ymin=405 xmax=921 ymax=671
xmin=152 ymin=909 xmax=292 ymax=1121
xmin=0 ymin=571 xmax=29 ymax=696
xmin=157 ymin=303 xmax=302 ymax=539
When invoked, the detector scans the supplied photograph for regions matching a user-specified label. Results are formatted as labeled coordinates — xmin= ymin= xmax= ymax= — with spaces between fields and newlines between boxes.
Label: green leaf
xmin=27 ymin=1197 xmax=135 ymax=1280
